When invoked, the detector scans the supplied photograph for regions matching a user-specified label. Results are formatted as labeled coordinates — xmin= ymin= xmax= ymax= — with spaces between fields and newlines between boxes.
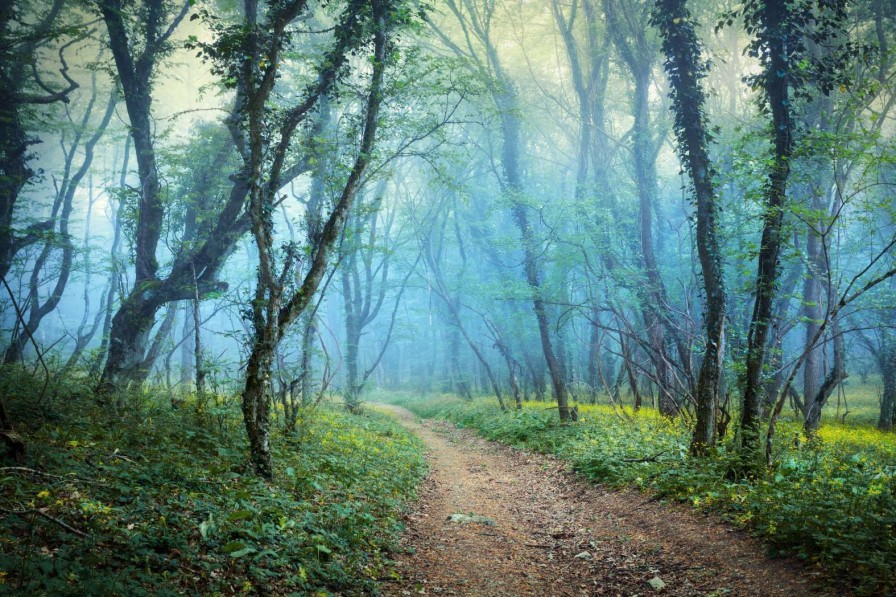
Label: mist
xmin=4 ymin=0 xmax=896 ymax=592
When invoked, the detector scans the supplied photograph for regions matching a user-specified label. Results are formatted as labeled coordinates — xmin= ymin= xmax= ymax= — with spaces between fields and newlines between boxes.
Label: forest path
xmin=376 ymin=404 xmax=830 ymax=597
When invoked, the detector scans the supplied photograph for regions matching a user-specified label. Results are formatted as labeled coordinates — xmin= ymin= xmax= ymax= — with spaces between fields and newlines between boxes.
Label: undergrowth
xmin=0 ymin=368 xmax=426 ymax=595
xmin=386 ymin=394 xmax=896 ymax=595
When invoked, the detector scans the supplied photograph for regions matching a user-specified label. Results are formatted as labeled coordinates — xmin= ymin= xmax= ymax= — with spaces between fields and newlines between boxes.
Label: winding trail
xmin=377 ymin=404 xmax=832 ymax=597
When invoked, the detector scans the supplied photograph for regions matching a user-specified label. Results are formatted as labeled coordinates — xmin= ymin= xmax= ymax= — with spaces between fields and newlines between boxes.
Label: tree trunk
xmin=587 ymin=315 xmax=600 ymax=403
xmin=242 ymin=339 xmax=274 ymax=478
xmin=90 ymin=137 xmax=129 ymax=378
xmin=653 ymin=0 xmax=726 ymax=454
xmin=761 ymin=263 xmax=802 ymax=413
xmin=141 ymin=302 xmax=178 ymax=378
xmin=343 ymin=307 xmax=361 ymax=411
xmin=740 ymin=0 xmax=795 ymax=455
xmin=63 ymin=175 xmax=110 ymax=373
xmin=99 ymin=290 xmax=164 ymax=390
xmin=192 ymin=269 xmax=205 ymax=396
xmin=524 ymin=352 xmax=546 ymax=402
xmin=878 ymin=340 xmax=896 ymax=431
xmin=502 ymin=99 xmax=569 ymax=419
xmin=803 ymin=318 xmax=847 ymax=434
xmin=96 ymin=0 xmax=185 ymax=391
xmin=621 ymin=333 xmax=642 ymax=410
xmin=299 ymin=313 xmax=316 ymax=407
xmin=238 ymin=0 xmax=391 ymax=476
xmin=800 ymin=93 xmax=835 ymax=415
xmin=179 ymin=301 xmax=195 ymax=390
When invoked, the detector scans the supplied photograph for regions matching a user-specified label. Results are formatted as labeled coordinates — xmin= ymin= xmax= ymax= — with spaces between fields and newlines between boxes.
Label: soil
xmin=378 ymin=405 xmax=835 ymax=597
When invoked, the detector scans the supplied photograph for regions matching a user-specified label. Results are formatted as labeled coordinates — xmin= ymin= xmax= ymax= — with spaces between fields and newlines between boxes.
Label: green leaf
xmin=199 ymin=515 xmax=214 ymax=540
xmin=227 ymin=509 xmax=253 ymax=522
xmin=229 ymin=547 xmax=257 ymax=559
xmin=221 ymin=541 xmax=247 ymax=554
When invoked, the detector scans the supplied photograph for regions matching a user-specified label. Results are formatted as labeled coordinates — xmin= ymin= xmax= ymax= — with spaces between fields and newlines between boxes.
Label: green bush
xmin=388 ymin=394 xmax=896 ymax=595
xmin=0 ymin=368 xmax=426 ymax=595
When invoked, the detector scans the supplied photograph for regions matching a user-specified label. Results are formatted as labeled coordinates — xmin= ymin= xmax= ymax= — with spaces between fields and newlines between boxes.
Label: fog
xmin=3 ymin=0 xmax=896 ymax=468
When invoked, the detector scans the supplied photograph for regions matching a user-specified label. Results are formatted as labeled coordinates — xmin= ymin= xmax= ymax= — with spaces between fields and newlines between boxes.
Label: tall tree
xmin=433 ymin=0 xmax=571 ymax=420
xmin=234 ymin=0 xmax=396 ymax=476
xmin=417 ymin=193 xmax=507 ymax=412
xmin=0 ymin=0 xmax=79 ymax=285
xmin=738 ymin=0 xmax=798 ymax=454
xmin=340 ymin=185 xmax=396 ymax=411
xmin=605 ymin=0 xmax=688 ymax=415
xmin=739 ymin=0 xmax=852 ymax=454
xmin=96 ymin=0 xmax=338 ymax=392
xmin=4 ymin=75 xmax=116 ymax=363
xmin=96 ymin=0 xmax=192 ymax=389
xmin=652 ymin=0 xmax=726 ymax=454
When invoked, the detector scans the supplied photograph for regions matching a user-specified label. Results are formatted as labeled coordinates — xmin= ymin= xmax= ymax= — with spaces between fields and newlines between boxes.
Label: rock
xmin=574 ymin=551 xmax=592 ymax=560
xmin=446 ymin=513 xmax=495 ymax=526
xmin=648 ymin=576 xmax=666 ymax=591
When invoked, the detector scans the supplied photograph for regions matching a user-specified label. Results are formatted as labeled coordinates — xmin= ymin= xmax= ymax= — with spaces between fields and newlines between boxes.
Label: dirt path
xmin=377 ymin=405 xmax=831 ymax=597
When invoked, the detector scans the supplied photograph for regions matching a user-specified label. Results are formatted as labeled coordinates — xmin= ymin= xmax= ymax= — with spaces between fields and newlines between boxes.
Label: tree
xmin=0 ymin=0 xmax=83 ymax=461
xmin=432 ymin=0 xmax=571 ymax=420
xmin=4 ymin=73 xmax=116 ymax=364
xmin=338 ymin=181 xmax=421 ymax=411
xmin=96 ymin=0 xmax=193 ymax=390
xmin=737 ymin=0 xmax=799 ymax=456
xmin=0 ymin=0 xmax=80 ymax=285
xmin=232 ymin=0 xmax=396 ymax=477
xmin=652 ymin=0 xmax=726 ymax=454
xmin=416 ymin=192 xmax=507 ymax=412
xmin=738 ymin=0 xmax=852 ymax=455
xmin=605 ymin=0 xmax=688 ymax=415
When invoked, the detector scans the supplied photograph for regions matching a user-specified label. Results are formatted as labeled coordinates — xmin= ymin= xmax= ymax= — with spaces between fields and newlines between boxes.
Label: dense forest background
xmin=4 ymin=0 xmax=895 ymax=463
xmin=2 ymin=0 xmax=896 ymax=592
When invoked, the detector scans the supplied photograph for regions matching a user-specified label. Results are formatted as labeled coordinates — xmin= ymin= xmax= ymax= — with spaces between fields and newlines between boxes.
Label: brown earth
xmin=377 ymin=405 xmax=835 ymax=597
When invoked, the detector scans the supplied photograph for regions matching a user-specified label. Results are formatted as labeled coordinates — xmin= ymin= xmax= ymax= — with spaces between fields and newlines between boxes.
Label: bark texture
xmin=740 ymin=0 xmax=795 ymax=454
xmin=653 ymin=0 xmax=726 ymax=454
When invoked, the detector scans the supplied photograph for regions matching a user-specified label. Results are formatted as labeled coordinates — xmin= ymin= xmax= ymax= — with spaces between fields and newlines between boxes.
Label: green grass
xmin=816 ymin=379 xmax=883 ymax=427
xmin=384 ymin=393 xmax=896 ymax=595
xmin=557 ymin=377 xmax=886 ymax=428
xmin=0 ymin=368 xmax=426 ymax=595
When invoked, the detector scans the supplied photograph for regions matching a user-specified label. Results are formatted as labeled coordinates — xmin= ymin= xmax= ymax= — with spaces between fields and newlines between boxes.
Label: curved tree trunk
xmin=239 ymin=0 xmax=392 ymax=476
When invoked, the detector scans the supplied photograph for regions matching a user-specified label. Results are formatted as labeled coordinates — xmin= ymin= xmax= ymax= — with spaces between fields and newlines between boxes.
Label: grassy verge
xmin=0 ymin=368 xmax=426 ymax=595
xmin=384 ymin=393 xmax=896 ymax=595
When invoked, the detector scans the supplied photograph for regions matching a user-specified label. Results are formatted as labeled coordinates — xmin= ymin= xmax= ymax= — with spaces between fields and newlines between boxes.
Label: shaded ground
xmin=378 ymin=405 xmax=832 ymax=597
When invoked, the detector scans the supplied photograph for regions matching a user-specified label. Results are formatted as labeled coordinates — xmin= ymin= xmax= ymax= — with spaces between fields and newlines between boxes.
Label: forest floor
xmin=376 ymin=405 xmax=833 ymax=597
